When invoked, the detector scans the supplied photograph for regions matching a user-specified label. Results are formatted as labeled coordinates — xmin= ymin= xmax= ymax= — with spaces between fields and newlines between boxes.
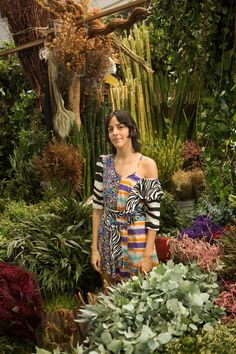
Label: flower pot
xmin=155 ymin=236 xmax=172 ymax=262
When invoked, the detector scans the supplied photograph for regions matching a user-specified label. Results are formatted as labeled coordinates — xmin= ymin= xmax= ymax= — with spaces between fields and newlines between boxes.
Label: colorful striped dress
xmin=93 ymin=154 xmax=163 ymax=279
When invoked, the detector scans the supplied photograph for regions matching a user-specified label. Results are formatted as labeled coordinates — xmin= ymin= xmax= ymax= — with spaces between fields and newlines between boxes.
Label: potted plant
xmin=171 ymin=140 xmax=205 ymax=210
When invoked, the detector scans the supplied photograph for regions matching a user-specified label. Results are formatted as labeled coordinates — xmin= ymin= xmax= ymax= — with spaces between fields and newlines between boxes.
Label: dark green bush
xmin=0 ymin=198 xmax=99 ymax=296
xmin=0 ymin=51 xmax=39 ymax=179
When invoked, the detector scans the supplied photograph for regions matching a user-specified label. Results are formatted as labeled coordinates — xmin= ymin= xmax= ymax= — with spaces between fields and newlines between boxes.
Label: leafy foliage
xmin=0 ymin=262 xmax=43 ymax=342
xmin=217 ymin=227 xmax=236 ymax=280
xmin=0 ymin=198 xmax=98 ymax=296
xmin=214 ymin=282 xmax=236 ymax=322
xmin=165 ymin=319 xmax=236 ymax=354
xmin=0 ymin=51 xmax=44 ymax=181
xmin=159 ymin=191 xmax=179 ymax=234
xmin=201 ymin=153 xmax=235 ymax=203
xmin=0 ymin=126 xmax=49 ymax=202
xmin=149 ymin=0 xmax=236 ymax=162
xmin=0 ymin=335 xmax=33 ymax=354
xmin=78 ymin=261 xmax=224 ymax=353
xmin=196 ymin=193 xmax=235 ymax=225
xmin=142 ymin=131 xmax=183 ymax=189
xmin=170 ymin=236 xmax=222 ymax=272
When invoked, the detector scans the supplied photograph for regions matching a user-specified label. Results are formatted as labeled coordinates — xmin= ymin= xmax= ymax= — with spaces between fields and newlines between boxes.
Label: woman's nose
xmin=112 ymin=127 xmax=118 ymax=135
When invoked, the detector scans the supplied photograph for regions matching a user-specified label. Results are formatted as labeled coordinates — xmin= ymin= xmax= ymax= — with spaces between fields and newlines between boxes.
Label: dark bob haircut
xmin=105 ymin=110 xmax=141 ymax=153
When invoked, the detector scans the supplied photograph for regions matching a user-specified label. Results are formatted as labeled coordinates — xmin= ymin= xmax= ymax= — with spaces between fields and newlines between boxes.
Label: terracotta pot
xmin=155 ymin=236 xmax=172 ymax=262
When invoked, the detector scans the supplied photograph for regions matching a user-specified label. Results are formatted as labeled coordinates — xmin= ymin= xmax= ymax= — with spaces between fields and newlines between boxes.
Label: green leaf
xmin=101 ymin=330 xmax=112 ymax=345
xmin=107 ymin=339 xmax=123 ymax=353
xmin=157 ymin=332 xmax=172 ymax=344
xmin=147 ymin=338 xmax=160 ymax=351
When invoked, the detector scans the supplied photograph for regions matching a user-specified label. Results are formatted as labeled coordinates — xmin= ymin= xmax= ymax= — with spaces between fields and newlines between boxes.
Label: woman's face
xmin=107 ymin=116 xmax=131 ymax=150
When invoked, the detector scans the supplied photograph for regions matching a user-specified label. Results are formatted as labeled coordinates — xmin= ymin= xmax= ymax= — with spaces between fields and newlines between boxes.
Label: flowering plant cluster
xmin=182 ymin=140 xmax=202 ymax=161
xmin=170 ymin=236 xmax=222 ymax=272
xmin=214 ymin=282 xmax=236 ymax=322
xmin=0 ymin=262 xmax=42 ymax=342
xmin=179 ymin=215 xmax=224 ymax=241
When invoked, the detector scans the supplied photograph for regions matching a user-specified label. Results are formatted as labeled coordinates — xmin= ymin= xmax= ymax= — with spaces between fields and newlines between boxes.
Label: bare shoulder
xmin=141 ymin=156 xmax=158 ymax=179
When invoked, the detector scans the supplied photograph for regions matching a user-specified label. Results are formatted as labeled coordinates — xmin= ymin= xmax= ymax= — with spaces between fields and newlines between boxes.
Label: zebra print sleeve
xmin=144 ymin=179 xmax=164 ymax=231
xmin=93 ymin=156 xmax=104 ymax=209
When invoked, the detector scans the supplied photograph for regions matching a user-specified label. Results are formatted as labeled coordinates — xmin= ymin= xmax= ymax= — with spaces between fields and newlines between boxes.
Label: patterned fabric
xmin=93 ymin=154 xmax=164 ymax=278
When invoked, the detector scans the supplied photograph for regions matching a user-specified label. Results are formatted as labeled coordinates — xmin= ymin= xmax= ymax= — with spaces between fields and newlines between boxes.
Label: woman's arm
xmin=92 ymin=156 xmax=104 ymax=273
xmin=138 ymin=157 xmax=159 ymax=273
xmin=91 ymin=208 xmax=103 ymax=272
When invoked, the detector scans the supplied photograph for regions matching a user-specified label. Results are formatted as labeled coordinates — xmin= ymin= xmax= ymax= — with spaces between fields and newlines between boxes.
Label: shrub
xmin=165 ymin=319 xmax=236 ymax=354
xmin=0 ymin=198 xmax=98 ymax=296
xmin=0 ymin=262 xmax=43 ymax=343
xmin=217 ymin=227 xmax=236 ymax=280
xmin=170 ymin=236 xmax=222 ymax=272
xmin=142 ymin=132 xmax=183 ymax=190
xmin=214 ymin=282 xmax=236 ymax=322
xmin=1 ymin=126 xmax=49 ymax=202
xmin=159 ymin=191 xmax=179 ymax=234
xmin=78 ymin=261 xmax=224 ymax=353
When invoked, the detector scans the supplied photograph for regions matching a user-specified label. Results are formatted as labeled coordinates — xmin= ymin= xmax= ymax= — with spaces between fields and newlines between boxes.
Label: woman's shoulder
xmin=140 ymin=155 xmax=158 ymax=179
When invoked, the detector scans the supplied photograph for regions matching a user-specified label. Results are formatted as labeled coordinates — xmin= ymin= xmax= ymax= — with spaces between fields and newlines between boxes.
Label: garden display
xmin=77 ymin=262 xmax=224 ymax=353
xmin=0 ymin=0 xmax=235 ymax=352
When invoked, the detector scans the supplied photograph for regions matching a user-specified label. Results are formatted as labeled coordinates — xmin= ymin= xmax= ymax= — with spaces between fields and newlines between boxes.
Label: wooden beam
xmin=0 ymin=0 xmax=149 ymax=57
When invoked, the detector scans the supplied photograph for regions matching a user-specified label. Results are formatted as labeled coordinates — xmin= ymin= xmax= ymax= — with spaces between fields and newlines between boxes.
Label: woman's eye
xmin=118 ymin=125 xmax=125 ymax=129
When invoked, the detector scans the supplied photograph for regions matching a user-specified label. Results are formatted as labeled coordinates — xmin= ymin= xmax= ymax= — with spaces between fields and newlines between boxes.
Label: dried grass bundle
xmin=171 ymin=169 xmax=193 ymax=200
xmin=171 ymin=168 xmax=205 ymax=200
xmin=1 ymin=0 xmax=52 ymax=104
xmin=33 ymin=138 xmax=83 ymax=192
xmin=38 ymin=0 xmax=114 ymax=103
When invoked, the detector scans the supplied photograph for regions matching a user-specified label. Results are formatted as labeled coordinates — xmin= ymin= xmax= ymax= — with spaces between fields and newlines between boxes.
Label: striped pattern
xmin=93 ymin=154 xmax=164 ymax=278
xmin=116 ymin=175 xmax=160 ymax=277
xmin=93 ymin=156 xmax=104 ymax=209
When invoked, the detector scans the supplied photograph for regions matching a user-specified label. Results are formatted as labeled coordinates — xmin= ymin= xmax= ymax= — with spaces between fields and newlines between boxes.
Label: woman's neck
xmin=114 ymin=148 xmax=138 ymax=161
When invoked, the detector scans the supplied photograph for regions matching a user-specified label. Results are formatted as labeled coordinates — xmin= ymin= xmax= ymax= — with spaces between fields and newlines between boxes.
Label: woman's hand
xmin=137 ymin=256 xmax=153 ymax=274
xmin=91 ymin=249 xmax=101 ymax=273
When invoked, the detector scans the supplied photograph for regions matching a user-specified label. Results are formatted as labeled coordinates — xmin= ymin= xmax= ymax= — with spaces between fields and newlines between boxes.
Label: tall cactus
xmin=111 ymin=23 xmax=156 ymax=143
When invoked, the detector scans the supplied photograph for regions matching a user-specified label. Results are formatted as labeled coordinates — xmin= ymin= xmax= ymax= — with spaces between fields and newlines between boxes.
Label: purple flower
xmin=179 ymin=215 xmax=224 ymax=242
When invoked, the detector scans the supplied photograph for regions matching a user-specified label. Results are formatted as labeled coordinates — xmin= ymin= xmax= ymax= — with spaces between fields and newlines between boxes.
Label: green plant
xmin=142 ymin=131 xmax=183 ymax=189
xmin=159 ymin=191 xmax=179 ymax=234
xmin=202 ymin=152 xmax=235 ymax=203
xmin=0 ymin=335 xmax=33 ymax=354
xmin=217 ymin=227 xmax=236 ymax=280
xmin=149 ymin=1 xmax=235 ymax=160
xmin=111 ymin=23 xmax=155 ymax=142
xmin=78 ymin=261 xmax=224 ymax=353
xmin=1 ymin=125 xmax=49 ymax=202
xmin=0 ymin=198 xmax=98 ymax=296
xmin=196 ymin=194 xmax=235 ymax=226
xmin=165 ymin=319 xmax=236 ymax=354
xmin=0 ymin=47 xmax=45 ymax=177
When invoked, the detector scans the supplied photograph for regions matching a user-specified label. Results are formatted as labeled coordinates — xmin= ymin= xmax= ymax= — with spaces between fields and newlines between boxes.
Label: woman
xmin=91 ymin=110 xmax=163 ymax=282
